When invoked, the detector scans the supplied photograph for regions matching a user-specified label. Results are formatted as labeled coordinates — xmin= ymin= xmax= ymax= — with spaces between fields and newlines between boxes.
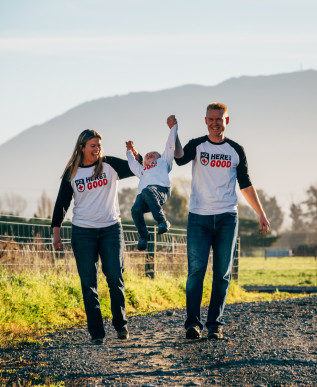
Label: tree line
xmin=290 ymin=185 xmax=317 ymax=232
xmin=2 ymin=181 xmax=317 ymax=253
xmin=119 ymin=178 xmax=284 ymax=251
xmin=0 ymin=191 xmax=53 ymax=219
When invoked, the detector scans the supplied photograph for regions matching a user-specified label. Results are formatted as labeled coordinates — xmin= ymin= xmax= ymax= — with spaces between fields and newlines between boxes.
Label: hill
xmin=1 ymin=69 xmax=316 ymax=225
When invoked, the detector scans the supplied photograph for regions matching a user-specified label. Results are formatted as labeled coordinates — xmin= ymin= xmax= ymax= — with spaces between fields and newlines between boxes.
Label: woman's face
xmin=81 ymin=137 xmax=101 ymax=165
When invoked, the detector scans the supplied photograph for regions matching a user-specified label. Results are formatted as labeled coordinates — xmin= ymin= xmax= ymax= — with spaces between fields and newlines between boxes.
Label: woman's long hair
xmin=61 ymin=129 xmax=103 ymax=180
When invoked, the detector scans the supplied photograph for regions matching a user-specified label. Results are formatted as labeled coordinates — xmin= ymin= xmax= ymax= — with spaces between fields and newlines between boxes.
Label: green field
xmin=0 ymin=256 xmax=315 ymax=348
xmin=239 ymin=257 xmax=317 ymax=286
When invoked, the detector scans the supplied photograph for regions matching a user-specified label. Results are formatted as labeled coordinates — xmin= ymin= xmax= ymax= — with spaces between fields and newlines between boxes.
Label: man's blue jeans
xmin=71 ymin=222 xmax=127 ymax=340
xmin=185 ymin=212 xmax=238 ymax=331
xmin=131 ymin=185 xmax=169 ymax=238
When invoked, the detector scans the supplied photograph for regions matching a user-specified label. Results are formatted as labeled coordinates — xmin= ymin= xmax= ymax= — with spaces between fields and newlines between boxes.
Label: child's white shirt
xmin=127 ymin=124 xmax=178 ymax=193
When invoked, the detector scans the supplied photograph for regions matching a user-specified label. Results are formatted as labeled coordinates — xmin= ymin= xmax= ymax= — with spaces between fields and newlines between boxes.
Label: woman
xmin=51 ymin=129 xmax=140 ymax=344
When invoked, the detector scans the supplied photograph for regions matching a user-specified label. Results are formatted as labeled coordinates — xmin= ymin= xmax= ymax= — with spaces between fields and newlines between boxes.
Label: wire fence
xmin=0 ymin=218 xmax=240 ymax=280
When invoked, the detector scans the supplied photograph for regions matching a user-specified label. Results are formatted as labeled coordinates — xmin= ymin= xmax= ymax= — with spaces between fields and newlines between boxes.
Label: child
xmin=126 ymin=115 xmax=178 ymax=250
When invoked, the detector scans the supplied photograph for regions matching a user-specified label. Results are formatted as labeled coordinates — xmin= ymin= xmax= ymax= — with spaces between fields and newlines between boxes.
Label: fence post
xmin=145 ymin=226 xmax=156 ymax=279
xmin=232 ymin=237 xmax=240 ymax=282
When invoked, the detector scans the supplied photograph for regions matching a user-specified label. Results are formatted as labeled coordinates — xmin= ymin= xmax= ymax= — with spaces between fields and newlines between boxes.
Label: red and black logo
xmin=144 ymin=160 xmax=158 ymax=171
xmin=75 ymin=179 xmax=85 ymax=192
xmin=200 ymin=152 xmax=209 ymax=166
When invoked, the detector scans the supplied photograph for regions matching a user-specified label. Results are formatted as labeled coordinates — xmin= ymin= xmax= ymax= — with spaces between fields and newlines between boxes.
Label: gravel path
xmin=1 ymin=296 xmax=316 ymax=386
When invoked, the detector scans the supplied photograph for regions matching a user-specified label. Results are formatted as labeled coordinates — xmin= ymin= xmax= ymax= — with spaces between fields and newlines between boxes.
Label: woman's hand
xmin=53 ymin=227 xmax=62 ymax=251
xmin=126 ymin=140 xmax=141 ymax=161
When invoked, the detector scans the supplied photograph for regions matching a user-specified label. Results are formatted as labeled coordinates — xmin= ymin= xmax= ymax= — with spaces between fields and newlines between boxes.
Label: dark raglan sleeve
xmin=105 ymin=155 xmax=142 ymax=179
xmin=227 ymin=139 xmax=252 ymax=190
xmin=174 ymin=137 xmax=206 ymax=166
xmin=51 ymin=174 xmax=74 ymax=228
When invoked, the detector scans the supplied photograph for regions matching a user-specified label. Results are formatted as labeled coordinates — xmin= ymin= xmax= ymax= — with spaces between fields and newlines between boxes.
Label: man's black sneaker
xmin=186 ymin=325 xmax=202 ymax=340
xmin=158 ymin=221 xmax=171 ymax=235
xmin=117 ymin=327 xmax=129 ymax=340
xmin=207 ymin=326 xmax=223 ymax=340
xmin=137 ymin=235 xmax=149 ymax=250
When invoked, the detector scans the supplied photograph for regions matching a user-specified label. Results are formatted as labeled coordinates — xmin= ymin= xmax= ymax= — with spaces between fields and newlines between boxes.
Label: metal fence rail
xmin=0 ymin=218 xmax=239 ymax=280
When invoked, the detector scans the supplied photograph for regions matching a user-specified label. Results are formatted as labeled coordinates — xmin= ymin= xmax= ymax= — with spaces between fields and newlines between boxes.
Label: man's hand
xmin=126 ymin=140 xmax=141 ymax=161
xmin=240 ymin=185 xmax=270 ymax=234
xmin=259 ymin=214 xmax=270 ymax=234
xmin=167 ymin=115 xmax=177 ymax=129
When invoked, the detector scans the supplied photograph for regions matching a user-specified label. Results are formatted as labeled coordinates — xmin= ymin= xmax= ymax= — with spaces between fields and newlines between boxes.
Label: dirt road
xmin=1 ymin=296 xmax=316 ymax=386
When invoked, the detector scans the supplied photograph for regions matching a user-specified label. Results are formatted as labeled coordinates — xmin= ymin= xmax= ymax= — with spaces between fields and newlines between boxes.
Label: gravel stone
xmin=0 ymin=296 xmax=316 ymax=386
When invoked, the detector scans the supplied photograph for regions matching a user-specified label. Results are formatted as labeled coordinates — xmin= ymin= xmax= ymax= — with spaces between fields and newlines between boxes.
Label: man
xmin=175 ymin=102 xmax=269 ymax=340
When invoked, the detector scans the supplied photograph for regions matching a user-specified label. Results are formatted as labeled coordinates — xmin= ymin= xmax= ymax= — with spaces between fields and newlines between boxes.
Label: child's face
xmin=144 ymin=152 xmax=160 ymax=166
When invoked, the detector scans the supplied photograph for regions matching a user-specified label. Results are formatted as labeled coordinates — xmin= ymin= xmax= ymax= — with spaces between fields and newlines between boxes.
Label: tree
xmin=257 ymin=190 xmax=284 ymax=232
xmin=35 ymin=191 xmax=53 ymax=218
xmin=163 ymin=186 xmax=189 ymax=226
xmin=238 ymin=201 xmax=257 ymax=220
xmin=171 ymin=177 xmax=191 ymax=199
xmin=239 ymin=218 xmax=279 ymax=251
xmin=289 ymin=202 xmax=307 ymax=232
xmin=4 ymin=193 xmax=27 ymax=216
xmin=118 ymin=187 xmax=138 ymax=220
xmin=290 ymin=184 xmax=317 ymax=232
xmin=304 ymin=185 xmax=317 ymax=231
xmin=239 ymin=189 xmax=284 ymax=233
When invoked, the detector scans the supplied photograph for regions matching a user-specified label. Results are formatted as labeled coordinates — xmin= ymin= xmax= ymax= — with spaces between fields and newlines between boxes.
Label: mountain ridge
xmin=1 ymin=69 xmax=316 ymax=225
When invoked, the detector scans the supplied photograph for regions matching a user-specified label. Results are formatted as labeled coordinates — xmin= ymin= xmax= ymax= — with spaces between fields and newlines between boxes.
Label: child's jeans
xmin=131 ymin=185 xmax=169 ymax=238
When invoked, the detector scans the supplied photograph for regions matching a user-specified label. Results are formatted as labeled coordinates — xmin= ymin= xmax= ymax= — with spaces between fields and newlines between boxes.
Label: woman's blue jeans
xmin=185 ymin=212 xmax=238 ymax=331
xmin=71 ymin=222 xmax=127 ymax=340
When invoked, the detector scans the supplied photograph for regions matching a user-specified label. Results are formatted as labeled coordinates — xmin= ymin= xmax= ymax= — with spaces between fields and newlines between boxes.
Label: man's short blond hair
xmin=206 ymin=102 xmax=228 ymax=116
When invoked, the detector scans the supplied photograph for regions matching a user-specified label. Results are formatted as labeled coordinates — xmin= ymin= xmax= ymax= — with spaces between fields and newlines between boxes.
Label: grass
xmin=0 ymin=256 xmax=316 ymax=348
xmin=0 ymin=271 xmax=86 ymax=347
xmin=239 ymin=257 xmax=317 ymax=286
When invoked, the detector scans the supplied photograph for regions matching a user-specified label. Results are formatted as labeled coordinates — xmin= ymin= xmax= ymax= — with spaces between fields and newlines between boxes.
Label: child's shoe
xmin=137 ymin=235 xmax=149 ymax=250
xmin=158 ymin=221 xmax=171 ymax=235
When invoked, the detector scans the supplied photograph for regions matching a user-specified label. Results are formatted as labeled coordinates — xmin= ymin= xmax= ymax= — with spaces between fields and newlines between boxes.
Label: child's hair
xmin=62 ymin=129 xmax=103 ymax=180
xmin=143 ymin=151 xmax=161 ymax=166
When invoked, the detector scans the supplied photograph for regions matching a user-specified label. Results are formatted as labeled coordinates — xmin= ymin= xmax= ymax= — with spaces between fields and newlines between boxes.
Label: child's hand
xmin=167 ymin=115 xmax=177 ymax=129
xmin=126 ymin=140 xmax=140 ymax=160
xmin=126 ymin=140 xmax=135 ymax=152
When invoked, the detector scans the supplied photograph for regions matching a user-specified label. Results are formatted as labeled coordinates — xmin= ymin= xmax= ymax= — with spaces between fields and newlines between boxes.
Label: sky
xmin=1 ymin=0 xmax=316 ymax=145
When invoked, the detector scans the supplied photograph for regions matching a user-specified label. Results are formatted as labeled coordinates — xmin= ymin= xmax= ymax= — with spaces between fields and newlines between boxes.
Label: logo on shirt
xmin=75 ymin=179 xmax=85 ymax=192
xmin=144 ymin=160 xmax=158 ymax=171
xmin=200 ymin=152 xmax=209 ymax=166
xmin=85 ymin=173 xmax=108 ymax=190
xmin=210 ymin=154 xmax=232 ymax=168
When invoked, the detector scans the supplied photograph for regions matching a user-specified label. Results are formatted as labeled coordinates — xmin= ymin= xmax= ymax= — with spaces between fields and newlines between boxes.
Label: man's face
xmin=144 ymin=152 xmax=160 ymax=166
xmin=205 ymin=109 xmax=228 ymax=141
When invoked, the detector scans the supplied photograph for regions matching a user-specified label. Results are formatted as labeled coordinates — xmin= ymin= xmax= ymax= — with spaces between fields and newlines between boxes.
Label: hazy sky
xmin=1 ymin=0 xmax=316 ymax=145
